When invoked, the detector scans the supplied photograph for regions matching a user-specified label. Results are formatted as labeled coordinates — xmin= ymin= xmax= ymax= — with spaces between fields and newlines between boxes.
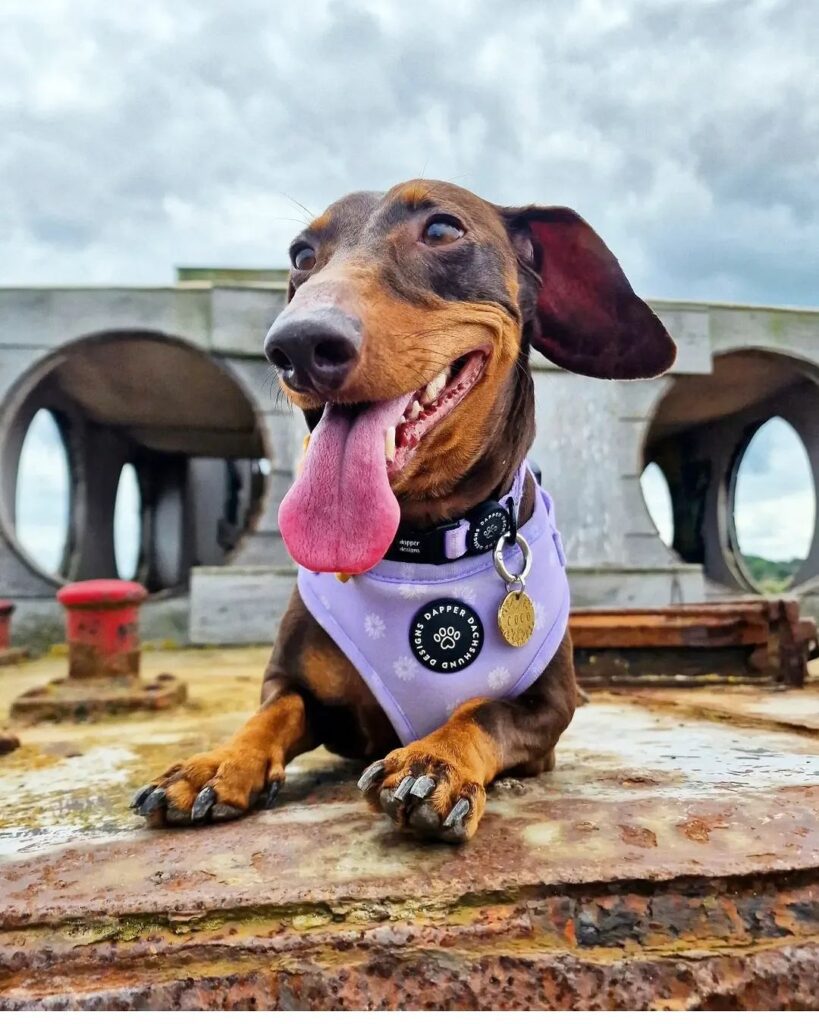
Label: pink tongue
xmin=278 ymin=395 xmax=411 ymax=574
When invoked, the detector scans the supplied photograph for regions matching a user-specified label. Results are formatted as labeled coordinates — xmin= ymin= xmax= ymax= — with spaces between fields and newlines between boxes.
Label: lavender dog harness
xmin=298 ymin=465 xmax=570 ymax=744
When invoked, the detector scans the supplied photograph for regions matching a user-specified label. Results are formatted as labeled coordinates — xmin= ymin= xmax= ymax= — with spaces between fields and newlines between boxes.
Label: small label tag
xmin=409 ymin=599 xmax=484 ymax=674
xmin=394 ymin=537 xmax=423 ymax=557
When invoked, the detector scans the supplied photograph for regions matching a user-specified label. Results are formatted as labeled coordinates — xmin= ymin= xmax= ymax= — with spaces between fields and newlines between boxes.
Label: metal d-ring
xmin=493 ymin=532 xmax=532 ymax=586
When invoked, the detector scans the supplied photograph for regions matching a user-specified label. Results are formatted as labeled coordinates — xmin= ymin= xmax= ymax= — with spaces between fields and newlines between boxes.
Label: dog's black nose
xmin=264 ymin=310 xmax=361 ymax=394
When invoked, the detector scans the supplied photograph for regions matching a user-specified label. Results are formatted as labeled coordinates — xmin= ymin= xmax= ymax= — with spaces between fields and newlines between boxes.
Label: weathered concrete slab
xmin=1 ymin=648 xmax=819 ymax=1009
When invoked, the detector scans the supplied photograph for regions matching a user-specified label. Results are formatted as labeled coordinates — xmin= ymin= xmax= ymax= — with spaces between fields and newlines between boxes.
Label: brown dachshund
xmin=133 ymin=180 xmax=675 ymax=842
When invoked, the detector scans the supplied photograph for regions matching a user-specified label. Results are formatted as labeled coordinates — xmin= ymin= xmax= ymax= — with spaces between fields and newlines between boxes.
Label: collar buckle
xmin=386 ymin=520 xmax=461 ymax=564
xmin=384 ymin=462 xmax=527 ymax=565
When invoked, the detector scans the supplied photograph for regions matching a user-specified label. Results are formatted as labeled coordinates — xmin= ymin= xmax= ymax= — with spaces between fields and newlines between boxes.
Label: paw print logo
xmin=394 ymin=655 xmax=417 ymax=681
xmin=433 ymin=625 xmax=460 ymax=650
xmin=363 ymin=613 xmax=386 ymax=639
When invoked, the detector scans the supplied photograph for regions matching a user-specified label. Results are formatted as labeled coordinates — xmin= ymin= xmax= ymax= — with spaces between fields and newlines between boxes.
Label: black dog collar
xmin=384 ymin=460 xmax=541 ymax=565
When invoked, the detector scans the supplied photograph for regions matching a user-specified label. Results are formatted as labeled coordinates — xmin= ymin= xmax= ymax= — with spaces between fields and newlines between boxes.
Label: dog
xmin=132 ymin=180 xmax=675 ymax=842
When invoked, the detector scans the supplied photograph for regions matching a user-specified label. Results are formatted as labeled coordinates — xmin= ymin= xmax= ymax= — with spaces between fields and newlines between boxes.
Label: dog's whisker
xmin=277 ymin=191 xmax=316 ymax=222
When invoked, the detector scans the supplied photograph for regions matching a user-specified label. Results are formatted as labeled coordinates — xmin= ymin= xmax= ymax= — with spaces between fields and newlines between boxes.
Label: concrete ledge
xmin=7 ymin=596 xmax=191 ymax=653
xmin=189 ymin=564 xmax=707 ymax=646
xmin=568 ymin=563 xmax=706 ymax=607
xmin=189 ymin=565 xmax=296 ymax=645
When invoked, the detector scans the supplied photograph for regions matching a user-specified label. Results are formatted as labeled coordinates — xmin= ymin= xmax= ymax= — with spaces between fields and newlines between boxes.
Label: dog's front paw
xmin=358 ymin=741 xmax=486 ymax=843
xmin=131 ymin=746 xmax=283 ymax=827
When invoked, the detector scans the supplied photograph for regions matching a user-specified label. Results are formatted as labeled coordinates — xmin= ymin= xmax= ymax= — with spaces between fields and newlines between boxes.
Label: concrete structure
xmin=1 ymin=275 xmax=817 ymax=647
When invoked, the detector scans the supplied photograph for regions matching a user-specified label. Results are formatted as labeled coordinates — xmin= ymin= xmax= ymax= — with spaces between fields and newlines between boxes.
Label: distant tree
xmin=741 ymin=554 xmax=802 ymax=592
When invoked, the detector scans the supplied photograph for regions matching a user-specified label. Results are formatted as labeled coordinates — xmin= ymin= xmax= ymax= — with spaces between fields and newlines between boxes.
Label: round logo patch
xmin=467 ymin=502 xmax=509 ymax=554
xmin=409 ymin=599 xmax=484 ymax=674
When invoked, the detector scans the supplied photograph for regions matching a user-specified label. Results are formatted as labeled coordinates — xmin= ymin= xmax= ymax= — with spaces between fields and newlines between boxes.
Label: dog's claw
xmin=191 ymin=785 xmax=217 ymax=822
xmin=357 ymin=759 xmax=386 ymax=793
xmin=409 ymin=775 xmax=435 ymax=800
xmin=264 ymin=779 xmax=282 ymax=808
xmin=393 ymin=776 xmax=415 ymax=802
xmin=130 ymin=784 xmax=155 ymax=811
xmin=137 ymin=787 xmax=167 ymax=817
xmin=443 ymin=797 xmax=470 ymax=829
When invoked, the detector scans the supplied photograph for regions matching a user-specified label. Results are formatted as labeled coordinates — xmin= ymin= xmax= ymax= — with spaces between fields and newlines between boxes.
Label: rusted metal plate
xmin=1 ymin=647 xmax=819 ymax=1008
xmin=571 ymin=599 xmax=817 ymax=686
xmin=3 ymin=924 xmax=819 ymax=1009
xmin=10 ymin=674 xmax=188 ymax=724
xmin=570 ymin=608 xmax=771 ymax=647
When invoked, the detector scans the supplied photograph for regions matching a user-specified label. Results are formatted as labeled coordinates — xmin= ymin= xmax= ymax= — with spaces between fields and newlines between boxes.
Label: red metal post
xmin=0 ymin=601 xmax=13 ymax=650
xmin=57 ymin=580 xmax=148 ymax=680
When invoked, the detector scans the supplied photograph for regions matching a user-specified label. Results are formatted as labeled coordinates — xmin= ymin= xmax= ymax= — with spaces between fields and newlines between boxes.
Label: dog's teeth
xmin=423 ymin=372 xmax=448 ymax=405
xmin=408 ymin=400 xmax=423 ymax=421
xmin=385 ymin=426 xmax=396 ymax=462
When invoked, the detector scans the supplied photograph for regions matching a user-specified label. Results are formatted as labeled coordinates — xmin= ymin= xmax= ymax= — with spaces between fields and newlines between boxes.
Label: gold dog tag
xmin=498 ymin=590 xmax=535 ymax=647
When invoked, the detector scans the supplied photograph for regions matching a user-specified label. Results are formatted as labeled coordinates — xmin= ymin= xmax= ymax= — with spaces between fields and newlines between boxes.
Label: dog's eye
xmin=292 ymin=246 xmax=316 ymax=271
xmin=422 ymin=217 xmax=465 ymax=247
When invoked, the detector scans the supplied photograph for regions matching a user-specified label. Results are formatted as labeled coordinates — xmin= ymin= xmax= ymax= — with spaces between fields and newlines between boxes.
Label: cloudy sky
xmin=2 ymin=0 xmax=818 ymax=305
xmin=732 ymin=417 xmax=815 ymax=562
xmin=5 ymin=0 xmax=817 ymax=579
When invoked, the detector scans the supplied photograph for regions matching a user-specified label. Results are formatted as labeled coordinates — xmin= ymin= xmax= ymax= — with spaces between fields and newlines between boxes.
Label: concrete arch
xmin=0 ymin=330 xmax=272 ymax=596
xmin=644 ymin=348 xmax=819 ymax=595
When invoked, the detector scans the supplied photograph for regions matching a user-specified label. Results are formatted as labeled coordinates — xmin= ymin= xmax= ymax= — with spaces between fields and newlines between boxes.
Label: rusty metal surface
xmin=10 ymin=673 xmax=188 ymax=724
xmin=571 ymin=599 xmax=817 ymax=686
xmin=0 ymin=649 xmax=27 ymax=668
xmin=0 ymin=732 xmax=19 ymax=755
xmin=2 ymin=647 xmax=819 ymax=1009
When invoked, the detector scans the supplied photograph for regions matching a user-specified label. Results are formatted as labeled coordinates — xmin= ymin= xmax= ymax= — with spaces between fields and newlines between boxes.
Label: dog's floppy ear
xmin=501 ymin=205 xmax=676 ymax=380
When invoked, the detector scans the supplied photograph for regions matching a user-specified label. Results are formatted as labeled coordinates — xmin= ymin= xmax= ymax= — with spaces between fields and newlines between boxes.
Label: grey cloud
xmin=1 ymin=0 xmax=817 ymax=306
xmin=735 ymin=417 xmax=814 ymax=499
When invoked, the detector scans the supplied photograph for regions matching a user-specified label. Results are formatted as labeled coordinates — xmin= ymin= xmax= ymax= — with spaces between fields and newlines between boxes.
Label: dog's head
xmin=267 ymin=179 xmax=676 ymax=574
